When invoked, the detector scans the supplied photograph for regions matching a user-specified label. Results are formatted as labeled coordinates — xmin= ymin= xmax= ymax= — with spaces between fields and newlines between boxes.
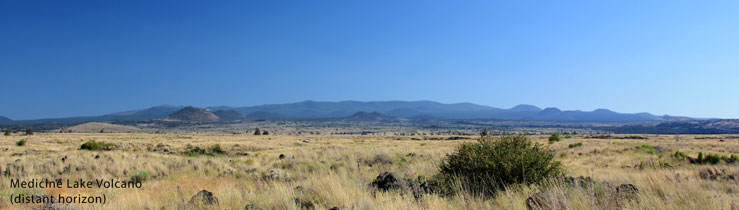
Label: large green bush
xmin=436 ymin=134 xmax=563 ymax=197
xmin=80 ymin=140 xmax=117 ymax=151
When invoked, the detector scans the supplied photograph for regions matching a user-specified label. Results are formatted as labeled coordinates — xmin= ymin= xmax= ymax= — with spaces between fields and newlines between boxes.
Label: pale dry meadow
xmin=1 ymin=133 xmax=737 ymax=209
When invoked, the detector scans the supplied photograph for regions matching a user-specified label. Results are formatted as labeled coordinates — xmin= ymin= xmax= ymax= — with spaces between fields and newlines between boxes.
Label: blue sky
xmin=1 ymin=0 xmax=738 ymax=120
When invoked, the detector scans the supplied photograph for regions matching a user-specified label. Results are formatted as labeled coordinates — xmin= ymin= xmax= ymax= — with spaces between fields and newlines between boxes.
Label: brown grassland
xmin=1 ymin=133 xmax=737 ymax=209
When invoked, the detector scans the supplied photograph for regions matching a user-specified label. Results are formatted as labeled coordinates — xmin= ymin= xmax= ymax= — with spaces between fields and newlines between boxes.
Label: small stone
xmin=244 ymin=204 xmax=262 ymax=210
xmin=616 ymin=184 xmax=639 ymax=200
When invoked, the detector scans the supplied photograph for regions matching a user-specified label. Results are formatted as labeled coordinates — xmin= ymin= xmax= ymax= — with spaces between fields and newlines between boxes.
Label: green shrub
xmin=184 ymin=151 xmax=200 ymax=157
xmin=16 ymin=139 xmax=27 ymax=146
xmin=637 ymin=144 xmax=658 ymax=154
xmin=722 ymin=154 xmax=738 ymax=163
xmin=130 ymin=170 xmax=151 ymax=182
xmin=184 ymin=144 xmax=226 ymax=156
xmin=672 ymin=151 xmax=688 ymax=160
xmin=690 ymin=152 xmax=738 ymax=164
xmin=262 ymin=130 xmax=269 ymax=135
xmin=25 ymin=128 xmax=33 ymax=135
xmin=704 ymin=153 xmax=721 ymax=164
xmin=564 ymin=135 xmax=573 ymax=139
xmin=436 ymin=134 xmax=563 ymax=197
xmin=568 ymin=142 xmax=583 ymax=148
xmin=548 ymin=132 xmax=562 ymax=143
xmin=208 ymin=144 xmax=226 ymax=154
xmin=254 ymin=128 xmax=261 ymax=135
xmin=80 ymin=140 xmax=117 ymax=151
xmin=393 ymin=155 xmax=410 ymax=169
xmin=4 ymin=129 xmax=11 ymax=136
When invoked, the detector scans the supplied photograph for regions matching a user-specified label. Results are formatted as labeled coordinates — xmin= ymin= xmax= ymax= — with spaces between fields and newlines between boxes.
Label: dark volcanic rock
xmin=371 ymin=172 xmax=401 ymax=191
xmin=565 ymin=176 xmax=596 ymax=188
xmin=244 ymin=204 xmax=262 ymax=210
xmin=189 ymin=189 xmax=218 ymax=206
xmin=699 ymin=168 xmax=737 ymax=181
xmin=293 ymin=198 xmax=315 ymax=209
xmin=616 ymin=184 xmax=639 ymax=200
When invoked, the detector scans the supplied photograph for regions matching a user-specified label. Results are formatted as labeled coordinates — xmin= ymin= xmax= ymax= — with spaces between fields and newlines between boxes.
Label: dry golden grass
xmin=1 ymin=133 xmax=737 ymax=209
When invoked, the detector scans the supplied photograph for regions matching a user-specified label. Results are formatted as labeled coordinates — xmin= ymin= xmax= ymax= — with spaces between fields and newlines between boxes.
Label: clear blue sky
xmin=1 ymin=0 xmax=738 ymax=120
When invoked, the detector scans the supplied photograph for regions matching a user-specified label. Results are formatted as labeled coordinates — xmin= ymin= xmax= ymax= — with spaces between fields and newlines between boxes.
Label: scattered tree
xmin=25 ymin=128 xmax=33 ymax=135
xmin=262 ymin=130 xmax=269 ymax=135
xmin=4 ymin=129 xmax=11 ymax=136
xmin=254 ymin=128 xmax=261 ymax=135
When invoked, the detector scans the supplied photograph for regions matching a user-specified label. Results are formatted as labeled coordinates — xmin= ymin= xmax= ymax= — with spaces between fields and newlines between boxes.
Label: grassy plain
xmin=1 ymin=133 xmax=737 ymax=209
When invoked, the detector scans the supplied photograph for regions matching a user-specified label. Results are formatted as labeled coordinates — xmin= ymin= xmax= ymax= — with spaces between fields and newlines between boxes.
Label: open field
xmin=1 ymin=133 xmax=738 ymax=209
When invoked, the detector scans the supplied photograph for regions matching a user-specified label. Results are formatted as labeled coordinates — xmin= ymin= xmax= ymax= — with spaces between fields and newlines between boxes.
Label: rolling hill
xmin=0 ymin=116 xmax=12 ymax=124
xmin=67 ymin=122 xmax=140 ymax=133
xmin=344 ymin=111 xmax=404 ymax=122
xmin=212 ymin=110 xmax=245 ymax=121
xmin=105 ymin=104 xmax=184 ymax=120
xmin=163 ymin=107 xmax=220 ymax=122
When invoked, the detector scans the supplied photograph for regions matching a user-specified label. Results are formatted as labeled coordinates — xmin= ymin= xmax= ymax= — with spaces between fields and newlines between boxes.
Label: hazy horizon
xmin=2 ymin=1 xmax=738 ymax=119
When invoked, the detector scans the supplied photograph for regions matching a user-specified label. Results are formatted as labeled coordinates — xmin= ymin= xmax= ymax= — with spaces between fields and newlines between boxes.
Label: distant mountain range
xmin=0 ymin=100 xmax=698 ymax=124
xmin=206 ymin=100 xmax=685 ymax=122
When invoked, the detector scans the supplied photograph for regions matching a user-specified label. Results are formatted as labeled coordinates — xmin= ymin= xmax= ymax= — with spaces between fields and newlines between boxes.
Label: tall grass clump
xmin=568 ymin=142 xmax=583 ymax=148
xmin=130 ymin=170 xmax=151 ymax=182
xmin=637 ymin=144 xmax=659 ymax=154
xmin=436 ymin=134 xmax=564 ymax=197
